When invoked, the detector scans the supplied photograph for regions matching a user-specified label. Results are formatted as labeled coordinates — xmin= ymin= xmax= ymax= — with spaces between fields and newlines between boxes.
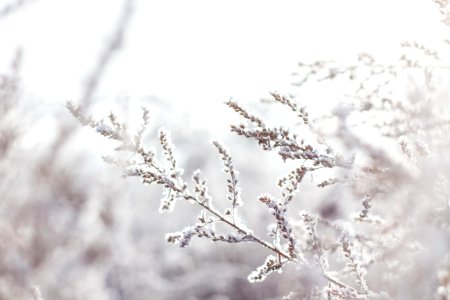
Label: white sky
xmin=0 ymin=0 xmax=447 ymax=130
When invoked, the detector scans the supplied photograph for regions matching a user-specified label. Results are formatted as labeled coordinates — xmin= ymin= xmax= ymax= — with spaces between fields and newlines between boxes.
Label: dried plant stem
xmin=174 ymin=184 xmax=354 ymax=290
xmin=323 ymin=273 xmax=350 ymax=290
xmin=180 ymin=190 xmax=292 ymax=260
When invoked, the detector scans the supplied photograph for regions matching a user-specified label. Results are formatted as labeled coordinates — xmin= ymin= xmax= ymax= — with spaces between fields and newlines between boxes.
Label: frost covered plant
xmin=69 ymin=76 xmax=450 ymax=299
xmin=69 ymin=89 xmax=404 ymax=299
xmin=68 ymin=96 xmax=312 ymax=266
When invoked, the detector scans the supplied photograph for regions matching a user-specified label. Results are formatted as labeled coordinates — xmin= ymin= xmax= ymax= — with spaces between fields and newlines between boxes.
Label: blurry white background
xmin=0 ymin=0 xmax=444 ymax=122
